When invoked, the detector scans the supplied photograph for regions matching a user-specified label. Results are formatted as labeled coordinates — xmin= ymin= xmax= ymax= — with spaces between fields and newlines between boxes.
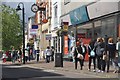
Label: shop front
xmin=61 ymin=1 xmax=120 ymax=61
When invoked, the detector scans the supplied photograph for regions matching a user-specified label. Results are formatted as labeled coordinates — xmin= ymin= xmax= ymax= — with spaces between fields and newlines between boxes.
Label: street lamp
xmin=16 ymin=2 xmax=25 ymax=64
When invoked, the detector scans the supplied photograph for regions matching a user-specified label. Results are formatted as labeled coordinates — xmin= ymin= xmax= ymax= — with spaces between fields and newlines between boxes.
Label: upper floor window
xmin=64 ymin=0 xmax=70 ymax=5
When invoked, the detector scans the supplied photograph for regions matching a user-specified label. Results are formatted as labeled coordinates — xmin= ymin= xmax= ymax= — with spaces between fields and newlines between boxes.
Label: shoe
xmin=101 ymin=71 xmax=104 ymax=73
xmin=97 ymin=70 xmax=101 ymax=73
xmin=113 ymin=70 xmax=117 ymax=73
xmin=93 ymin=69 xmax=96 ymax=72
xmin=80 ymin=67 xmax=83 ymax=70
xmin=88 ymin=69 xmax=91 ymax=71
xmin=107 ymin=70 xmax=109 ymax=73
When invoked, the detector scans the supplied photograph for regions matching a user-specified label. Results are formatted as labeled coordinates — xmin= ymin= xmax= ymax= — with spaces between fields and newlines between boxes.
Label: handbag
xmin=76 ymin=47 xmax=83 ymax=60
xmin=77 ymin=54 xmax=83 ymax=60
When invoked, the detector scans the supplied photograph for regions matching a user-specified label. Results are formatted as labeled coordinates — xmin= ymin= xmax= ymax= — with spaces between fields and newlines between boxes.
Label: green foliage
xmin=0 ymin=4 xmax=22 ymax=50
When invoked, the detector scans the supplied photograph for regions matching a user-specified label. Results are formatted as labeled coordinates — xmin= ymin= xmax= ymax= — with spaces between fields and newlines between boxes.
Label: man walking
xmin=36 ymin=47 xmax=40 ymax=62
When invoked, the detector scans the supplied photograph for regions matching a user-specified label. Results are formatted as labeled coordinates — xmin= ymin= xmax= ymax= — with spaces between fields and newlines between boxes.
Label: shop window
xmin=101 ymin=17 xmax=115 ymax=38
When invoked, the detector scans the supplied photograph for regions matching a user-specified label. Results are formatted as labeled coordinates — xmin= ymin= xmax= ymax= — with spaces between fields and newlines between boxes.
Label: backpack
xmin=96 ymin=43 xmax=104 ymax=56
xmin=88 ymin=45 xmax=95 ymax=57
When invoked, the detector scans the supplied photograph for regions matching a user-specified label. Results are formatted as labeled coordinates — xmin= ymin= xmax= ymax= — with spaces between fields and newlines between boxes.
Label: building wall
xmin=51 ymin=0 xmax=61 ymax=30
xmin=36 ymin=0 xmax=52 ymax=51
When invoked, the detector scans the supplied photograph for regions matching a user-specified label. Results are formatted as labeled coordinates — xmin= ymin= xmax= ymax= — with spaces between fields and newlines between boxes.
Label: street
xmin=1 ymin=60 xmax=119 ymax=80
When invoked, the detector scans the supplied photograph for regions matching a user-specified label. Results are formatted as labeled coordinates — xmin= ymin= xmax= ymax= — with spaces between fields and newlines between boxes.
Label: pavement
xmin=1 ymin=59 xmax=120 ymax=78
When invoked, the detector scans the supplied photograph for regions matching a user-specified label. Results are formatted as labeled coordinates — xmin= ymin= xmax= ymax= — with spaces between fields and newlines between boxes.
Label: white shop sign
xmin=87 ymin=2 xmax=119 ymax=19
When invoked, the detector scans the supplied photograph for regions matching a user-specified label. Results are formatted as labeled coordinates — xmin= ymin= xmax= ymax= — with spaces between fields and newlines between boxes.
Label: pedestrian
xmin=45 ymin=46 xmax=52 ymax=63
xmin=11 ymin=47 xmax=16 ymax=63
xmin=116 ymin=37 xmax=120 ymax=73
xmin=18 ymin=48 xmax=22 ymax=62
xmin=29 ymin=47 xmax=33 ymax=61
xmin=25 ymin=49 xmax=29 ymax=62
xmin=105 ymin=38 xmax=116 ymax=73
xmin=74 ymin=41 xmax=84 ymax=70
xmin=94 ymin=37 xmax=105 ymax=73
xmin=71 ymin=45 xmax=75 ymax=63
xmin=2 ymin=52 xmax=7 ymax=63
xmin=88 ymin=39 xmax=96 ymax=72
xmin=36 ymin=47 xmax=40 ymax=62
xmin=79 ymin=41 xmax=87 ymax=66
xmin=51 ymin=46 xmax=54 ymax=61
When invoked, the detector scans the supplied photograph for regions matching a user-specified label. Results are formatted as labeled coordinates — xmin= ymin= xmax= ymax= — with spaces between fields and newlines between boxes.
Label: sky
xmin=1 ymin=0 xmax=36 ymax=22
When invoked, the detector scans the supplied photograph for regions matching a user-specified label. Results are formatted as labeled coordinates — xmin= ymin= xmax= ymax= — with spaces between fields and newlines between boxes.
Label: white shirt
xmin=25 ymin=50 xmax=28 ymax=56
xmin=45 ymin=49 xmax=51 ymax=56
xmin=116 ymin=42 xmax=120 ymax=50
xmin=81 ymin=46 xmax=85 ymax=53
xmin=71 ymin=46 xmax=75 ymax=55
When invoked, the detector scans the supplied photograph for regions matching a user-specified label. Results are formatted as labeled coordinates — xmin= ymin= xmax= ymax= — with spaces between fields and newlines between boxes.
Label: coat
xmin=74 ymin=45 xmax=87 ymax=58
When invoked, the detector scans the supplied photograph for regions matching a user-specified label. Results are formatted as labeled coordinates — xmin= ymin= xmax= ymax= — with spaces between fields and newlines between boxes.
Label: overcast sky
xmin=1 ymin=0 xmax=36 ymax=22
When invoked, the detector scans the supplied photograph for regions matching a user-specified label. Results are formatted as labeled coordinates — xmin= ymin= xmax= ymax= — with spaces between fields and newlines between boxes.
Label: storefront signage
xmin=30 ymin=29 xmax=37 ymax=35
xmin=70 ymin=6 xmax=89 ymax=25
xmin=63 ymin=22 xmax=69 ymax=31
xmin=87 ymin=2 xmax=119 ymax=19
xmin=32 ymin=25 xmax=38 ymax=29
xmin=46 ymin=34 xmax=51 ymax=40
xmin=64 ymin=36 xmax=68 ymax=55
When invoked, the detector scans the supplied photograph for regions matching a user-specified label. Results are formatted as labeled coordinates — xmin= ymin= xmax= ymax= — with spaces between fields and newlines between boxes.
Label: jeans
xmin=89 ymin=56 xmax=96 ymax=70
xmin=97 ymin=55 xmax=103 ymax=70
xmin=46 ymin=55 xmax=50 ymax=63
xmin=37 ymin=54 xmax=39 ymax=62
xmin=75 ymin=58 xmax=83 ymax=70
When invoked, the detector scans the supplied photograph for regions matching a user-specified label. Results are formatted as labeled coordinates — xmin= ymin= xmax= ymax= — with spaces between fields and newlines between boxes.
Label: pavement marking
xmin=23 ymin=65 xmax=56 ymax=72
xmin=42 ymin=69 xmax=55 ymax=72
xmin=23 ymin=65 xmax=45 ymax=70
xmin=4 ymin=66 xmax=24 ymax=68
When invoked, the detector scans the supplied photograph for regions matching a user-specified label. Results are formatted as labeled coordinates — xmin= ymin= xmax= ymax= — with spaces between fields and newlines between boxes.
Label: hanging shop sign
xmin=32 ymin=25 xmax=38 ymax=29
xmin=70 ymin=6 xmax=89 ymax=25
xmin=63 ymin=22 xmax=69 ymax=31
xmin=30 ymin=29 xmax=37 ymax=35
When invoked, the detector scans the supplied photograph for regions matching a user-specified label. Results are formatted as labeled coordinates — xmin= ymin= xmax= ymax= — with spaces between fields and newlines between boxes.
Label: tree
xmin=0 ymin=4 xmax=22 ymax=50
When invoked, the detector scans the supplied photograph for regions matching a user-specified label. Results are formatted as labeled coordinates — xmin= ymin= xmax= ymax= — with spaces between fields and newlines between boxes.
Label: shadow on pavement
xmin=2 ymin=64 xmax=64 ymax=80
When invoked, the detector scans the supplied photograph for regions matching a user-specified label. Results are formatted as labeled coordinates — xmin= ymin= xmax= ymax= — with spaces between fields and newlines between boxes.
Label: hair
xmin=51 ymin=46 xmax=54 ymax=49
xmin=108 ymin=37 xmax=113 ymax=43
xmin=117 ymin=37 xmax=120 ymax=42
xmin=47 ymin=46 xmax=50 ymax=49
xmin=97 ymin=37 xmax=100 ymax=42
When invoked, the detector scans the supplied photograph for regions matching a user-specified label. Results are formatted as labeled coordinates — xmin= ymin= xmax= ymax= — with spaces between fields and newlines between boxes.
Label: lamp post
xmin=16 ymin=2 xmax=25 ymax=64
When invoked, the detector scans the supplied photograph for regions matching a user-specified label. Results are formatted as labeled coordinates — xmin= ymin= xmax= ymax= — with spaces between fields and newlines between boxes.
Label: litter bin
xmin=55 ymin=53 xmax=63 ymax=67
